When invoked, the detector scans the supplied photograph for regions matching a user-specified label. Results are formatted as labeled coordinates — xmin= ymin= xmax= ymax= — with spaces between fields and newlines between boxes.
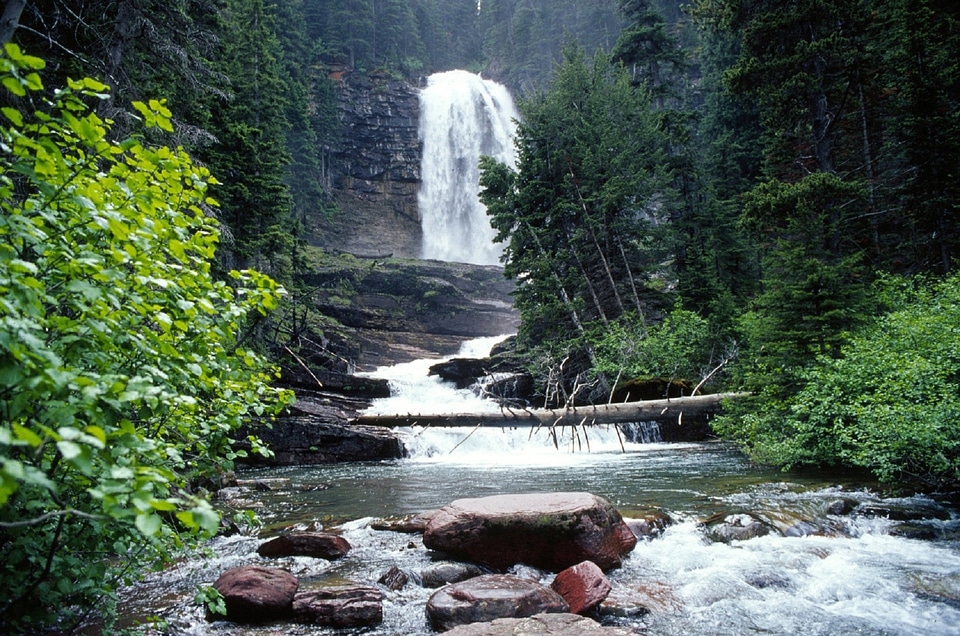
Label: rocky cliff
xmin=304 ymin=69 xmax=423 ymax=258
xmin=297 ymin=252 xmax=518 ymax=371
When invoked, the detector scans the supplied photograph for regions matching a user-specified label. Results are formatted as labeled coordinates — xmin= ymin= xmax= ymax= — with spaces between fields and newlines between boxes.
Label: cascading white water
xmin=362 ymin=336 xmax=664 ymax=463
xmin=418 ymin=70 xmax=519 ymax=265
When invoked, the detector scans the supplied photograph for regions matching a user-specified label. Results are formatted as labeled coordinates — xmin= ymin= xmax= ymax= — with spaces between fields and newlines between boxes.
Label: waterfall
xmin=418 ymin=70 xmax=519 ymax=265
xmin=361 ymin=336 xmax=664 ymax=463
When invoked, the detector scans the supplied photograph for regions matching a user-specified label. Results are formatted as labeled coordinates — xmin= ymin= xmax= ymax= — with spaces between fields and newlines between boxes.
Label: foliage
xmin=717 ymin=274 xmax=960 ymax=488
xmin=593 ymin=307 xmax=710 ymax=385
xmin=482 ymin=45 xmax=673 ymax=342
xmin=0 ymin=45 xmax=289 ymax=631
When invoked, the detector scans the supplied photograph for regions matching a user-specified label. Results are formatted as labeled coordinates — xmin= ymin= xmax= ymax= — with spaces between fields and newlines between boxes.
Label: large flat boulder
xmin=423 ymin=492 xmax=637 ymax=572
xmin=442 ymin=612 xmax=638 ymax=635
xmin=426 ymin=574 xmax=568 ymax=631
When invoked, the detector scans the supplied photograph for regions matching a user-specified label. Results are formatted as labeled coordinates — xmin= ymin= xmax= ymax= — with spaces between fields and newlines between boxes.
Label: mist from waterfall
xmin=418 ymin=70 xmax=519 ymax=265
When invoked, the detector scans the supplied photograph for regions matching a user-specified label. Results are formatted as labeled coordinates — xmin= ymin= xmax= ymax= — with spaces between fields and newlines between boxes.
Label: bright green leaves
xmin=132 ymin=99 xmax=175 ymax=133
xmin=0 ymin=47 xmax=291 ymax=628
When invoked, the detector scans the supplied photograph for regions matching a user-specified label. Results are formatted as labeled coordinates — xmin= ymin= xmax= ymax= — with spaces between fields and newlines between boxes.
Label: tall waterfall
xmin=418 ymin=70 xmax=519 ymax=265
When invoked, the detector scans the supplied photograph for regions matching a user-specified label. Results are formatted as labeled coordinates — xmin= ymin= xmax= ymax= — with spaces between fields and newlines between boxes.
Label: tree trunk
xmin=0 ymin=0 xmax=27 ymax=45
xmin=352 ymin=392 xmax=744 ymax=428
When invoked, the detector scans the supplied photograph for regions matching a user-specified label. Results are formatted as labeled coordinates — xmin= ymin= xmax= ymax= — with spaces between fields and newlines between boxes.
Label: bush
xmin=0 ymin=45 xmax=290 ymax=631
xmin=716 ymin=273 xmax=960 ymax=489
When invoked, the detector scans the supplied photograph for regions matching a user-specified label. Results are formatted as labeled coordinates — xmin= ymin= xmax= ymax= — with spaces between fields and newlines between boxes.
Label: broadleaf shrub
xmin=0 ymin=44 xmax=290 ymax=631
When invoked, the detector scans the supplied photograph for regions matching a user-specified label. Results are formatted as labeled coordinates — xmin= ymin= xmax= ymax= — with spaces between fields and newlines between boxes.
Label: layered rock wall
xmin=305 ymin=69 xmax=423 ymax=258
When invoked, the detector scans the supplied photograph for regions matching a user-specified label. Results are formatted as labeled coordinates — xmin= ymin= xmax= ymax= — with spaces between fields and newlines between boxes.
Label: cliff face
xmin=304 ymin=70 xmax=423 ymax=258
xmin=299 ymin=255 xmax=518 ymax=371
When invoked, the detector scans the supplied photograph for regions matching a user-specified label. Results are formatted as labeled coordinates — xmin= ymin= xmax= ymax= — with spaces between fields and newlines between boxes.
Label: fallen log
xmin=350 ymin=392 xmax=745 ymax=429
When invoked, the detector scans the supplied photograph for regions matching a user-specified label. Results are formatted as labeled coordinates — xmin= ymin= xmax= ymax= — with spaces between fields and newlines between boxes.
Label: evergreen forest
xmin=1 ymin=0 xmax=959 ymax=631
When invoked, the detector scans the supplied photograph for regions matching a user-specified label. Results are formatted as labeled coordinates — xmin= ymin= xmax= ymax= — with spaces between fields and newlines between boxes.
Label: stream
xmin=124 ymin=337 xmax=960 ymax=636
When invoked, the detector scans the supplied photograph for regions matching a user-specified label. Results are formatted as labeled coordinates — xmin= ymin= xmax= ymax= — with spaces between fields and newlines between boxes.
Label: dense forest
xmin=1 ymin=0 xmax=959 ymax=631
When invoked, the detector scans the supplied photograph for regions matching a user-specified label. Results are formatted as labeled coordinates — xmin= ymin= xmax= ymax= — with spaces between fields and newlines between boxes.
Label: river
xmin=124 ymin=337 xmax=960 ymax=636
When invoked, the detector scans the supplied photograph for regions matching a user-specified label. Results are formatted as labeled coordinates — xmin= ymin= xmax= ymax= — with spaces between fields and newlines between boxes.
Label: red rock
xmin=426 ymin=574 xmax=569 ymax=631
xmin=550 ymin=561 xmax=611 ymax=614
xmin=257 ymin=532 xmax=351 ymax=559
xmin=212 ymin=565 xmax=298 ymax=623
xmin=292 ymin=585 xmax=383 ymax=627
xmin=423 ymin=492 xmax=637 ymax=572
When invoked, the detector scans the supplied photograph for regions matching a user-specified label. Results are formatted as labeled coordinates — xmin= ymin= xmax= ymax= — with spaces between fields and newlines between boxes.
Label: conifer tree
xmin=203 ymin=0 xmax=295 ymax=275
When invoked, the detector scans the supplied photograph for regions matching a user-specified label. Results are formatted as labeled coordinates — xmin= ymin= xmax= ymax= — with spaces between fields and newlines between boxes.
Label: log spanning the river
xmin=351 ymin=392 xmax=744 ymax=430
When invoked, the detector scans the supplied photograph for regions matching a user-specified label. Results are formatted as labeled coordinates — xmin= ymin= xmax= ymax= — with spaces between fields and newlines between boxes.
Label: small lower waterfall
xmin=418 ymin=70 xmax=519 ymax=265
xmin=362 ymin=336 xmax=664 ymax=462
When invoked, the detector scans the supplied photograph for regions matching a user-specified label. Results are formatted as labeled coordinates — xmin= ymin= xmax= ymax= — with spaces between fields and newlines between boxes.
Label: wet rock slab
xmin=442 ymin=612 xmax=638 ymax=635
xmin=426 ymin=574 xmax=569 ymax=631
xmin=423 ymin=492 xmax=637 ymax=572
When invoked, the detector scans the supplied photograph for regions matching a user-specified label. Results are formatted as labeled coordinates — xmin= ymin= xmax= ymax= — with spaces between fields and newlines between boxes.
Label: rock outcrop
xmin=212 ymin=566 xmax=298 ymax=623
xmin=299 ymin=256 xmax=518 ymax=370
xmin=426 ymin=574 xmax=569 ymax=631
xmin=423 ymin=492 xmax=637 ymax=572
xmin=306 ymin=70 xmax=422 ymax=259
xmin=238 ymin=416 xmax=404 ymax=466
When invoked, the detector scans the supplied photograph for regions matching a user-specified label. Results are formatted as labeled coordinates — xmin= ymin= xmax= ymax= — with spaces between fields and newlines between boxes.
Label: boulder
xmin=442 ymin=612 xmax=638 ymax=635
xmin=429 ymin=357 xmax=491 ymax=388
xmin=549 ymin=561 xmax=611 ymax=615
xmin=426 ymin=574 xmax=569 ymax=631
xmin=377 ymin=565 xmax=410 ymax=591
xmin=292 ymin=585 xmax=383 ymax=628
xmin=257 ymin=532 xmax=351 ymax=559
xmin=423 ymin=492 xmax=637 ymax=572
xmin=212 ymin=566 xmax=298 ymax=623
xmin=420 ymin=561 xmax=486 ymax=588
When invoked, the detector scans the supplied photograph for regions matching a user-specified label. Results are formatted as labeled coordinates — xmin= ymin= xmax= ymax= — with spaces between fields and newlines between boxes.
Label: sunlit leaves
xmin=0 ymin=45 xmax=290 ymax=629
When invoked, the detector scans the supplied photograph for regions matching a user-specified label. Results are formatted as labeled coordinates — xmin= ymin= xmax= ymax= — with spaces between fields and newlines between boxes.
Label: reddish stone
xmin=550 ymin=561 xmax=611 ymax=614
xmin=257 ymin=532 xmax=351 ymax=559
xmin=292 ymin=585 xmax=383 ymax=627
xmin=423 ymin=492 xmax=637 ymax=572
xmin=212 ymin=565 xmax=298 ymax=623
xmin=426 ymin=574 xmax=569 ymax=631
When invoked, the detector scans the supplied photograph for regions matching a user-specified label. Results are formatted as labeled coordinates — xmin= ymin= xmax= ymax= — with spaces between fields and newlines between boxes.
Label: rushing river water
xmin=125 ymin=338 xmax=960 ymax=636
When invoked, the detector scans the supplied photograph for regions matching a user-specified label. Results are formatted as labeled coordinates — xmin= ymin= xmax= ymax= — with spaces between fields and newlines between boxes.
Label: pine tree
xmin=204 ymin=0 xmax=295 ymax=275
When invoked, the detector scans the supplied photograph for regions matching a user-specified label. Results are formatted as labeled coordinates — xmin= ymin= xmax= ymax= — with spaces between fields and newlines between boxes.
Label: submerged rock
xmin=292 ymin=585 xmax=383 ymax=627
xmin=371 ymin=511 xmax=435 ymax=533
xmin=377 ymin=565 xmax=410 ymax=591
xmin=257 ymin=532 xmax=351 ymax=560
xmin=550 ymin=561 xmax=611 ymax=615
xmin=423 ymin=492 xmax=637 ymax=572
xmin=703 ymin=513 xmax=773 ymax=543
xmin=442 ymin=612 xmax=638 ymax=635
xmin=212 ymin=566 xmax=298 ymax=623
xmin=624 ymin=509 xmax=673 ymax=540
xmin=420 ymin=561 xmax=487 ymax=588
xmin=426 ymin=574 xmax=569 ymax=631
